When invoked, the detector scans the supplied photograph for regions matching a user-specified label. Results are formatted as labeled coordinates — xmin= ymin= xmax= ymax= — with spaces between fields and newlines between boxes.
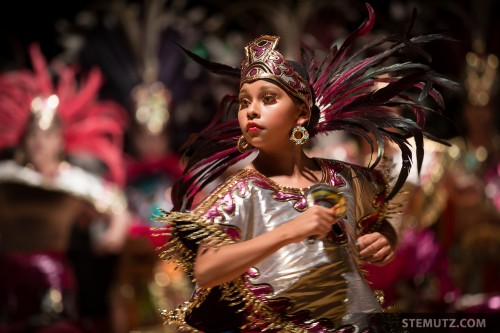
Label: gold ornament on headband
xmin=464 ymin=50 xmax=499 ymax=107
xmin=30 ymin=94 xmax=59 ymax=130
xmin=241 ymin=35 xmax=313 ymax=108
xmin=131 ymin=81 xmax=172 ymax=134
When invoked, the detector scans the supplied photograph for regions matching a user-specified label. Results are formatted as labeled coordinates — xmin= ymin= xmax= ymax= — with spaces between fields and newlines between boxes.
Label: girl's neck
xmin=252 ymin=149 xmax=309 ymax=173
xmin=249 ymin=149 xmax=322 ymax=188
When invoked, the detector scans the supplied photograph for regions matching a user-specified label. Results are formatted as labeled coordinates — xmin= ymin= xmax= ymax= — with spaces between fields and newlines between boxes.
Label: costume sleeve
xmin=154 ymin=171 xmax=251 ymax=277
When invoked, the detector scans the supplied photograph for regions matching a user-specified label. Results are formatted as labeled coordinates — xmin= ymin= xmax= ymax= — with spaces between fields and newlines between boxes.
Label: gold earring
xmin=290 ymin=126 xmax=309 ymax=145
xmin=237 ymin=135 xmax=253 ymax=153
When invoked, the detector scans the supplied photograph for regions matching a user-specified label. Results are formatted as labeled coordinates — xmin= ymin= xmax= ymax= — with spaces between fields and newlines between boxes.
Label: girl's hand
xmin=279 ymin=205 xmax=340 ymax=243
xmin=356 ymin=232 xmax=395 ymax=265
xmin=194 ymin=205 xmax=342 ymax=288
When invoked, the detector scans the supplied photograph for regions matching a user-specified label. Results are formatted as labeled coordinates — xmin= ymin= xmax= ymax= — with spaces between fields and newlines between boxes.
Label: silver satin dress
xmin=159 ymin=158 xmax=388 ymax=332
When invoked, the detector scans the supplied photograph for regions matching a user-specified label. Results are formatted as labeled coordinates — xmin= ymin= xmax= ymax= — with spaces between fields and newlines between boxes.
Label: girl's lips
xmin=247 ymin=122 xmax=262 ymax=132
xmin=247 ymin=126 xmax=261 ymax=133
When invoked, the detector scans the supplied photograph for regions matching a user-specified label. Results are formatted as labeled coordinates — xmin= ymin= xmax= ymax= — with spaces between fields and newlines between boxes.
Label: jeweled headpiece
xmin=240 ymin=35 xmax=313 ymax=108
xmin=131 ymin=81 xmax=172 ymax=134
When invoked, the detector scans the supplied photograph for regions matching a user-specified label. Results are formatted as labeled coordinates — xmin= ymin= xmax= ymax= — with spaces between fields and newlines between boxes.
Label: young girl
xmin=156 ymin=4 xmax=457 ymax=332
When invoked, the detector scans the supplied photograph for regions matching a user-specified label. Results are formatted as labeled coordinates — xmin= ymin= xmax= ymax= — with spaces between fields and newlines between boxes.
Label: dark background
xmin=1 ymin=0 xmax=498 ymax=68
xmin=1 ymin=0 xmax=499 ymax=139
xmin=0 ymin=0 xmax=89 ymax=67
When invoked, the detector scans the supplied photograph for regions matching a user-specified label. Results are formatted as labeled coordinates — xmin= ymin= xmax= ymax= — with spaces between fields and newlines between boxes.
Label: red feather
xmin=0 ymin=43 xmax=129 ymax=186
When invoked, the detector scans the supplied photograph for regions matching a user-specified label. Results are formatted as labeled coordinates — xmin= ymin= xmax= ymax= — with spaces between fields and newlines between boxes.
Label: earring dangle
xmin=237 ymin=135 xmax=253 ymax=153
xmin=290 ymin=126 xmax=309 ymax=145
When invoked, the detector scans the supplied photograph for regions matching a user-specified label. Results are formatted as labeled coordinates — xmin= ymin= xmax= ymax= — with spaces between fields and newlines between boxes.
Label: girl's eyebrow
xmin=260 ymin=86 xmax=280 ymax=96
xmin=260 ymin=88 xmax=278 ymax=94
xmin=239 ymin=84 xmax=279 ymax=98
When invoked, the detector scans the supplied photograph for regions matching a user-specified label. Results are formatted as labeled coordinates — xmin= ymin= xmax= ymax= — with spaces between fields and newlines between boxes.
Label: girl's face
xmin=238 ymin=80 xmax=308 ymax=152
xmin=131 ymin=127 xmax=169 ymax=160
xmin=23 ymin=123 xmax=63 ymax=167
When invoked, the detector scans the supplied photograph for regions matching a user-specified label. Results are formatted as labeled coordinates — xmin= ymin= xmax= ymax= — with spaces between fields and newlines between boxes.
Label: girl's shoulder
xmin=192 ymin=168 xmax=262 ymax=212
xmin=214 ymin=168 xmax=261 ymax=192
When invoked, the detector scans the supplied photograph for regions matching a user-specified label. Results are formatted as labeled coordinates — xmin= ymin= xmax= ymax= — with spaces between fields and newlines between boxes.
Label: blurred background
xmin=1 ymin=0 xmax=500 ymax=332
xmin=3 ymin=0 xmax=500 ymax=138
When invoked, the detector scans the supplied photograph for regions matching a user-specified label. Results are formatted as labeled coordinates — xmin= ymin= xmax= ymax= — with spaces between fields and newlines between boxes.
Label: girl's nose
xmin=246 ymin=103 xmax=259 ymax=119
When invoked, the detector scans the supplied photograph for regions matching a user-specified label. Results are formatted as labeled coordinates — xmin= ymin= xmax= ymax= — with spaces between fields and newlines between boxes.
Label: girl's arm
xmin=194 ymin=205 xmax=339 ymax=288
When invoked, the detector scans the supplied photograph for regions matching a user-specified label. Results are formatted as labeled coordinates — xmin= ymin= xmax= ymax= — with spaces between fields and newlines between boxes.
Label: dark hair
xmin=266 ymin=60 xmax=321 ymax=136
xmin=289 ymin=61 xmax=320 ymax=135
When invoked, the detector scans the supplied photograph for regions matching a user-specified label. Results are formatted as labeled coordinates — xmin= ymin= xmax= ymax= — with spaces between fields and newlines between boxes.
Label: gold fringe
xmin=153 ymin=209 xmax=236 ymax=277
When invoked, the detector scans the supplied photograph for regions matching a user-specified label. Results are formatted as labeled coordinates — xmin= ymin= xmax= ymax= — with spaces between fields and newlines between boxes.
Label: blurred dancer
xmin=57 ymin=1 xmax=222 ymax=331
xmin=0 ymin=44 xmax=130 ymax=333
xmin=440 ymin=47 xmax=500 ymax=299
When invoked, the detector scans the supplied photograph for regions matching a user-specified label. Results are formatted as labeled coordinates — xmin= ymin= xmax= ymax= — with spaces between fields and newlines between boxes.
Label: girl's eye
xmin=239 ymin=99 xmax=250 ymax=109
xmin=263 ymin=94 xmax=277 ymax=104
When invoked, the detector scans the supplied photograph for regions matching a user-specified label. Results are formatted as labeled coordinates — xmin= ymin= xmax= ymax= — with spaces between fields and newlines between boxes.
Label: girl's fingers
xmin=358 ymin=235 xmax=386 ymax=257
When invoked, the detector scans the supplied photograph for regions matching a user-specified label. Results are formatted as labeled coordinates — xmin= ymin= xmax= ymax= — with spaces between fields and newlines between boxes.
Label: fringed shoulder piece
xmin=153 ymin=209 xmax=236 ymax=276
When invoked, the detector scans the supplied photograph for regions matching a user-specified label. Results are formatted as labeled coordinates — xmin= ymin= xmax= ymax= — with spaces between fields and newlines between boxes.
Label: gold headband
xmin=240 ymin=35 xmax=313 ymax=108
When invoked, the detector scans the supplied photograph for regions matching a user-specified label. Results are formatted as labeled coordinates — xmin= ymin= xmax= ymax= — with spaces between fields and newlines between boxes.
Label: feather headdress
xmin=0 ymin=43 xmax=128 ymax=186
xmin=171 ymin=3 xmax=459 ymax=210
